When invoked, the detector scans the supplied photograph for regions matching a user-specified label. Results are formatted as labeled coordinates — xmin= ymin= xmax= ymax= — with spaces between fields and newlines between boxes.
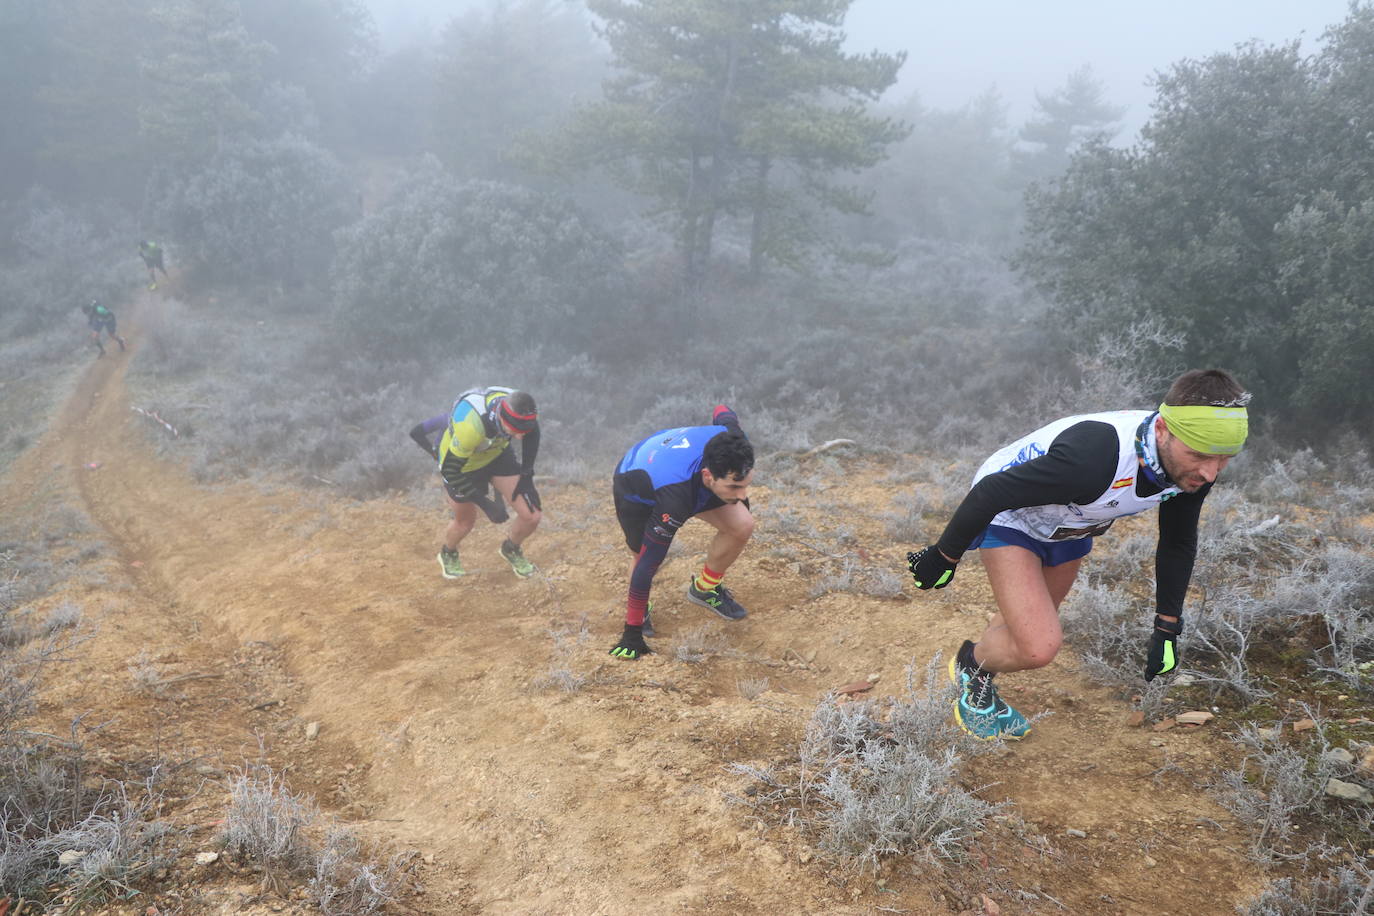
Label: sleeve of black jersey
xmin=1155 ymin=484 xmax=1209 ymax=616
xmin=409 ymin=423 xmax=438 ymax=458
xmin=519 ymin=424 xmax=540 ymax=474
xmin=936 ymin=420 xmax=1121 ymax=558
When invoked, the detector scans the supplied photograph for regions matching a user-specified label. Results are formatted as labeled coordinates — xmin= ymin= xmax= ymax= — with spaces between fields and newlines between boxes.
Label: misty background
xmin=2 ymin=0 xmax=1372 ymax=496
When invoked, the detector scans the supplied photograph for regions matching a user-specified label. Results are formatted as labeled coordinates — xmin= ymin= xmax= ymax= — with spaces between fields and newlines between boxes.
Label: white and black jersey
xmin=935 ymin=411 xmax=1210 ymax=616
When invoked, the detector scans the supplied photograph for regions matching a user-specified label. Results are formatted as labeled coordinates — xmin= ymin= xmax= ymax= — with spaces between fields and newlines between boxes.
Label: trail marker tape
xmin=131 ymin=406 xmax=179 ymax=438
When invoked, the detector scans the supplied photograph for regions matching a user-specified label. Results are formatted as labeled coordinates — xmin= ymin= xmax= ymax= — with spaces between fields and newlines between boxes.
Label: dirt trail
xmin=1 ymin=311 xmax=1270 ymax=914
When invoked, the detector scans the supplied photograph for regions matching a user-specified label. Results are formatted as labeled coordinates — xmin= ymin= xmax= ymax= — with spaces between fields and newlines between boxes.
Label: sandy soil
xmin=0 ymin=299 xmax=1272 ymax=915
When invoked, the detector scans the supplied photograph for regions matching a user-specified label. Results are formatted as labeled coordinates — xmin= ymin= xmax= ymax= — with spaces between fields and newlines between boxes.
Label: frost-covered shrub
xmin=330 ymin=158 xmax=627 ymax=356
xmin=729 ymin=658 xmax=998 ymax=873
xmin=156 ymin=134 xmax=355 ymax=288
xmin=1211 ymin=721 xmax=1339 ymax=864
xmin=0 ymin=189 xmax=132 ymax=341
xmin=223 ymin=765 xmax=317 ymax=873
xmin=1241 ymin=862 xmax=1374 ymax=916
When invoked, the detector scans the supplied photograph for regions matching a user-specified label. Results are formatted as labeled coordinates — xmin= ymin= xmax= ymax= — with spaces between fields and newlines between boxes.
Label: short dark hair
xmin=703 ymin=431 xmax=753 ymax=480
xmin=507 ymin=390 xmax=536 ymax=416
xmin=1164 ymin=369 xmax=1248 ymax=408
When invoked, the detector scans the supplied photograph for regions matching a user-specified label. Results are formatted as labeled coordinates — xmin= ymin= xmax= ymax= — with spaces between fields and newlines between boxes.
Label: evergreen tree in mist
xmin=550 ymin=0 xmax=906 ymax=288
xmin=1015 ymin=65 xmax=1124 ymax=186
xmin=0 ymin=0 xmax=52 ymax=199
xmin=19 ymin=0 xmax=149 ymax=203
xmin=239 ymin=0 xmax=378 ymax=148
xmin=432 ymin=0 xmax=602 ymax=182
xmin=140 ymin=0 xmax=267 ymax=167
xmin=859 ymin=90 xmax=1019 ymax=248
xmin=352 ymin=42 xmax=437 ymax=157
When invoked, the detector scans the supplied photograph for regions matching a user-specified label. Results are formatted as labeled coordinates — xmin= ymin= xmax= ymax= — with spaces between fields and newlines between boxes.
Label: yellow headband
xmin=1158 ymin=402 xmax=1248 ymax=456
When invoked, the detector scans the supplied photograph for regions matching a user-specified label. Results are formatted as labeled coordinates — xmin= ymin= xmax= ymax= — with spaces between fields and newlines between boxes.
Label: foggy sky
xmin=844 ymin=0 xmax=1356 ymax=139
xmin=366 ymin=0 xmax=1357 ymax=140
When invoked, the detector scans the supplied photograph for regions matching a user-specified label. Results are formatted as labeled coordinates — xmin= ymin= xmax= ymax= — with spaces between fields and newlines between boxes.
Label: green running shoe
xmin=947 ymin=656 xmax=1030 ymax=741
xmin=437 ymin=547 xmax=464 ymax=579
xmin=500 ymin=539 xmax=535 ymax=578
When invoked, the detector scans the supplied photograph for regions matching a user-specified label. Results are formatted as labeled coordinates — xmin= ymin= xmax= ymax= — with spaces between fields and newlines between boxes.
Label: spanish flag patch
xmin=1111 ymin=476 xmax=1134 ymax=489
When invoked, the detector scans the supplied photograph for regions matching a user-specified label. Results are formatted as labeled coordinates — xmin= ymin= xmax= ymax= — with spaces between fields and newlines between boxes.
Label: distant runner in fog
xmin=907 ymin=369 xmax=1250 ymax=740
xmin=409 ymin=386 xmax=542 ymax=580
xmin=138 ymin=241 xmax=168 ymax=290
xmin=609 ymin=406 xmax=755 ymax=660
xmin=80 ymin=300 xmax=127 ymax=358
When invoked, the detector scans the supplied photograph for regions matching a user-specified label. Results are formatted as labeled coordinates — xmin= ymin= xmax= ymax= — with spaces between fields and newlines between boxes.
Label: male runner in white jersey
xmin=907 ymin=369 xmax=1250 ymax=740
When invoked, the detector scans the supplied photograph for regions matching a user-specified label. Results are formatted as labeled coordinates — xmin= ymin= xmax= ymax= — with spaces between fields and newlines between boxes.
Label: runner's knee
xmin=1013 ymin=634 xmax=1062 ymax=669
xmin=724 ymin=513 xmax=755 ymax=544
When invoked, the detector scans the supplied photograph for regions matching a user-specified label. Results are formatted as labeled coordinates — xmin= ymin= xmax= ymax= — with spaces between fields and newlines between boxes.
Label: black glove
xmin=473 ymin=491 xmax=509 ymax=524
xmin=513 ymin=472 xmax=541 ymax=512
xmin=1145 ymin=615 xmax=1182 ymax=682
xmin=609 ymin=624 xmax=652 ymax=660
xmin=907 ymin=546 xmax=957 ymax=590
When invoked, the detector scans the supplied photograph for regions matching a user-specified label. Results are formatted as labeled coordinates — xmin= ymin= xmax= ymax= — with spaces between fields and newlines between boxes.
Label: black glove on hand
xmin=473 ymin=491 xmax=509 ymax=524
xmin=609 ymin=624 xmax=652 ymax=660
xmin=1145 ymin=615 xmax=1183 ymax=682
xmin=513 ymin=472 xmax=541 ymax=512
xmin=908 ymin=546 xmax=957 ymax=590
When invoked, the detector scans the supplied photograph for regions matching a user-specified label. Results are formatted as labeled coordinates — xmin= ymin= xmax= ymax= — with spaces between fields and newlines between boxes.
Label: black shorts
xmin=442 ymin=447 xmax=520 ymax=503
xmin=90 ymin=317 xmax=117 ymax=335
xmin=612 ymin=471 xmax=653 ymax=552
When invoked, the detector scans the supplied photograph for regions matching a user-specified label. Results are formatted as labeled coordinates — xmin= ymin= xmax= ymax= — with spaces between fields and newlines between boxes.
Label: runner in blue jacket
xmin=609 ymin=405 xmax=755 ymax=659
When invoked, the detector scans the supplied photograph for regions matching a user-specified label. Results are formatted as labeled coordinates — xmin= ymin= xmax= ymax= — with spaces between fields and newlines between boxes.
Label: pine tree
xmin=557 ymin=0 xmax=905 ymax=288
xmin=140 ymin=0 xmax=267 ymax=167
xmin=1016 ymin=65 xmax=1124 ymax=186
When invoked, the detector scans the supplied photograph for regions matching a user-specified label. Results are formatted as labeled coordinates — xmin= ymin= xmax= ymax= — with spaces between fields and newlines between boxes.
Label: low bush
xmin=1211 ymin=720 xmax=1339 ymax=864
xmin=223 ymin=763 xmax=406 ymax=910
xmin=1241 ymin=862 xmax=1374 ymax=916
xmin=729 ymin=657 xmax=998 ymax=873
xmin=0 ymin=551 xmax=174 ymax=907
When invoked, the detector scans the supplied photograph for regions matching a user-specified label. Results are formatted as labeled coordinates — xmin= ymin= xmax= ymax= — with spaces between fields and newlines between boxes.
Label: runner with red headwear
xmin=410 ymin=386 xmax=542 ymax=579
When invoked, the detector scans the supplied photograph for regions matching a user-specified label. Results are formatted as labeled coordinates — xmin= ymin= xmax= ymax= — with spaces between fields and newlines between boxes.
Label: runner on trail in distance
xmin=609 ymin=405 xmax=756 ymax=660
xmin=907 ymin=369 xmax=1250 ymax=740
xmin=139 ymin=241 xmax=168 ymax=290
xmin=81 ymin=300 xmax=127 ymax=358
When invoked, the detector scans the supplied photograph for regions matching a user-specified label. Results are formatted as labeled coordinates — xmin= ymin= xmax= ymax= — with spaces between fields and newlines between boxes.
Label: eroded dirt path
xmin=1 ymin=313 xmax=1268 ymax=915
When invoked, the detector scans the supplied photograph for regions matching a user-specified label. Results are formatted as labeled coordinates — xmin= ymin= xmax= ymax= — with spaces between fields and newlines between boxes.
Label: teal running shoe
xmin=947 ymin=656 xmax=1031 ymax=741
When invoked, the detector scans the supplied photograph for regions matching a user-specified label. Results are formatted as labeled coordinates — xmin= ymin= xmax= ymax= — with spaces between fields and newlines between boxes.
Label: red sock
xmin=694 ymin=565 xmax=723 ymax=593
